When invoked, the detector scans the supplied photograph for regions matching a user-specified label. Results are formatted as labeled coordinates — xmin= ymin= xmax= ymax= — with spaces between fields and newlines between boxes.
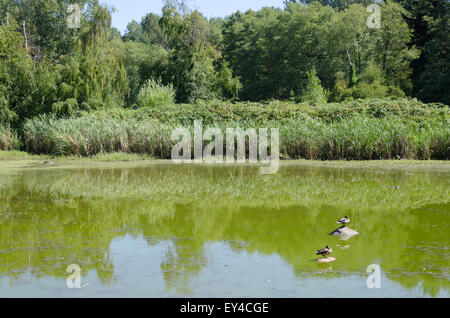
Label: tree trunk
xmin=23 ymin=21 xmax=28 ymax=51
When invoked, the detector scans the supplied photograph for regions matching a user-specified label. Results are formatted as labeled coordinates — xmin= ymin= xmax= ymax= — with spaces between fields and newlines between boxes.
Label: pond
xmin=0 ymin=161 xmax=449 ymax=298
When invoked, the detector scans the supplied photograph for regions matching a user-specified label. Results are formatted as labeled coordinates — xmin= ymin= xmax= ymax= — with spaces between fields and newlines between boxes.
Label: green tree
xmin=0 ymin=20 xmax=61 ymax=127
xmin=53 ymin=4 xmax=128 ymax=114
xmin=332 ymin=2 xmax=417 ymax=96
xmin=302 ymin=68 xmax=327 ymax=104
xmin=160 ymin=2 xmax=240 ymax=102
xmin=123 ymin=20 xmax=144 ymax=43
xmin=223 ymin=4 xmax=335 ymax=100
xmin=141 ymin=13 xmax=167 ymax=47
xmin=113 ymin=39 xmax=169 ymax=106
xmin=0 ymin=0 xmax=91 ymax=58
xmin=284 ymin=0 xmax=375 ymax=10
xmin=375 ymin=1 xmax=419 ymax=93
xmin=393 ymin=0 xmax=449 ymax=104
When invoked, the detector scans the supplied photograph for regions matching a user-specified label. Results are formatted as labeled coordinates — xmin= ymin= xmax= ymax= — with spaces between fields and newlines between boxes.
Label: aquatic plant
xmin=23 ymin=99 xmax=449 ymax=160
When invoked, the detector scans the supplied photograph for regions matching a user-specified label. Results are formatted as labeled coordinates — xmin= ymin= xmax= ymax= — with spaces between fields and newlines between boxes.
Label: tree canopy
xmin=0 ymin=0 xmax=448 ymax=127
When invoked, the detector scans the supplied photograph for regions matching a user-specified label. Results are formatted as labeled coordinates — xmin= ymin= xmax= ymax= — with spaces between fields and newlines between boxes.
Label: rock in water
xmin=329 ymin=226 xmax=359 ymax=240
xmin=316 ymin=257 xmax=336 ymax=263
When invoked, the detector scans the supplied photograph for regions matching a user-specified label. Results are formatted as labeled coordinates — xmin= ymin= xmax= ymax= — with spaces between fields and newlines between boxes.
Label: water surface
xmin=0 ymin=161 xmax=449 ymax=297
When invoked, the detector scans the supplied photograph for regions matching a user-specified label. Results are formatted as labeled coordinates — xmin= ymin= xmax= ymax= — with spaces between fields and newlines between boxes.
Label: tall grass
xmin=23 ymin=107 xmax=449 ymax=160
xmin=24 ymin=116 xmax=174 ymax=158
xmin=279 ymin=116 xmax=449 ymax=160
xmin=0 ymin=126 xmax=19 ymax=151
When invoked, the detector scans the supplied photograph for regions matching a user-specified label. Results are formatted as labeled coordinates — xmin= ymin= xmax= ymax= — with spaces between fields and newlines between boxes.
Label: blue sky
xmin=101 ymin=0 xmax=285 ymax=33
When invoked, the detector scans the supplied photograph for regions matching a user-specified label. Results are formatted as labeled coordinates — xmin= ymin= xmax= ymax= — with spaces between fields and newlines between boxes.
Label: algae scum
xmin=0 ymin=162 xmax=449 ymax=297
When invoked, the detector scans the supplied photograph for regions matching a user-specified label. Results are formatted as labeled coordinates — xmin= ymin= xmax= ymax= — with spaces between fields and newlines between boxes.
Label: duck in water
xmin=316 ymin=246 xmax=333 ymax=259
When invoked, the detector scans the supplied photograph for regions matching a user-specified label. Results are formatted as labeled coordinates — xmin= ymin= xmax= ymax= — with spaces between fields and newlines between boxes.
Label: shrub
xmin=137 ymin=79 xmax=175 ymax=109
xmin=0 ymin=125 xmax=19 ymax=151
xmin=301 ymin=68 xmax=327 ymax=105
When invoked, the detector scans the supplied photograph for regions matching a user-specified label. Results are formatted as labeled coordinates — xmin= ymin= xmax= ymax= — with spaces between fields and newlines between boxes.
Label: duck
xmin=337 ymin=216 xmax=350 ymax=226
xmin=316 ymin=246 xmax=332 ymax=258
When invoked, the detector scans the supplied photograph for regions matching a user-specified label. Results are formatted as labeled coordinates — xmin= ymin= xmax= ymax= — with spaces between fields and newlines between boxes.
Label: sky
xmin=101 ymin=0 xmax=285 ymax=34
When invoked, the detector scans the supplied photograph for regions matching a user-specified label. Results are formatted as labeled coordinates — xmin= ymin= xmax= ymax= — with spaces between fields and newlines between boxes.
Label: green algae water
xmin=0 ymin=161 xmax=448 ymax=298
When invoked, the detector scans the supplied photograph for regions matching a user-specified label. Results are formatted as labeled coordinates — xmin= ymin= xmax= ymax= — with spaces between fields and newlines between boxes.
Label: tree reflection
xmin=0 ymin=163 xmax=448 ymax=296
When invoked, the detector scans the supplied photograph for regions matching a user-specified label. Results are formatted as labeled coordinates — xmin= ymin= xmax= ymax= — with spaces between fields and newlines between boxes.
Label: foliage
xmin=23 ymin=115 xmax=173 ymax=157
xmin=112 ymin=40 xmax=169 ymax=106
xmin=0 ymin=21 xmax=58 ymax=128
xmin=54 ymin=4 xmax=128 ymax=114
xmin=0 ymin=0 xmax=448 ymax=143
xmin=23 ymin=98 xmax=449 ymax=160
xmin=0 ymin=125 xmax=19 ymax=150
xmin=0 ymin=2 xmax=127 ymax=125
xmin=137 ymin=79 xmax=175 ymax=109
xmin=0 ymin=0 xmax=91 ymax=58
xmin=393 ymin=0 xmax=450 ymax=104
xmin=301 ymin=68 xmax=328 ymax=104
xmin=284 ymin=0 xmax=376 ymax=10
xmin=160 ymin=3 xmax=241 ymax=103
xmin=222 ymin=2 xmax=419 ymax=102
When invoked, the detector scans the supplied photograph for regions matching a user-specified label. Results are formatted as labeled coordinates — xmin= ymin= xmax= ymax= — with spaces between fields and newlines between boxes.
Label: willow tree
xmin=0 ymin=19 xmax=60 ymax=127
xmin=53 ymin=4 xmax=128 ymax=114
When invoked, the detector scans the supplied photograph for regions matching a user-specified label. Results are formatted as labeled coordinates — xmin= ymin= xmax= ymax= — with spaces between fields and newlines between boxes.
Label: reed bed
xmin=24 ymin=116 xmax=174 ymax=158
xmin=23 ymin=111 xmax=449 ymax=160
xmin=279 ymin=116 xmax=449 ymax=160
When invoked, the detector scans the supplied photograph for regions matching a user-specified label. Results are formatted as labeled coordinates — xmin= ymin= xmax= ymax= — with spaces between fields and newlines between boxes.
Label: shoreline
xmin=0 ymin=151 xmax=449 ymax=171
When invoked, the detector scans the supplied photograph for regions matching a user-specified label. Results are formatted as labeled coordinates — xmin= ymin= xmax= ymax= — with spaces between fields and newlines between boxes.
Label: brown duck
xmin=316 ymin=246 xmax=333 ymax=258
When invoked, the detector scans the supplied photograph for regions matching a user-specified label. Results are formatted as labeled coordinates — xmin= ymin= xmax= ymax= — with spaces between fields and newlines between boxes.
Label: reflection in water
xmin=0 ymin=163 xmax=449 ymax=297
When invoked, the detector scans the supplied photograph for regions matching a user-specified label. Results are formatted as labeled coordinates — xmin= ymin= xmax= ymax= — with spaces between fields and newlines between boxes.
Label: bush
xmin=332 ymin=62 xmax=407 ymax=102
xmin=137 ymin=79 xmax=175 ymax=109
xmin=0 ymin=125 xmax=19 ymax=151
xmin=301 ymin=68 xmax=327 ymax=105
xmin=83 ymin=98 xmax=449 ymax=127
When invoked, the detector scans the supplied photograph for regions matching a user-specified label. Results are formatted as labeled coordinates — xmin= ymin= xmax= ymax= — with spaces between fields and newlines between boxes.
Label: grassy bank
xmin=3 ymin=98 xmax=450 ymax=160
xmin=0 ymin=150 xmax=154 ymax=162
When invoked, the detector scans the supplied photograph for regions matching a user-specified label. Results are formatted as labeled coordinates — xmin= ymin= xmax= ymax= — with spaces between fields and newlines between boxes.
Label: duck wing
xmin=316 ymin=248 xmax=327 ymax=255
xmin=337 ymin=217 xmax=349 ymax=224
